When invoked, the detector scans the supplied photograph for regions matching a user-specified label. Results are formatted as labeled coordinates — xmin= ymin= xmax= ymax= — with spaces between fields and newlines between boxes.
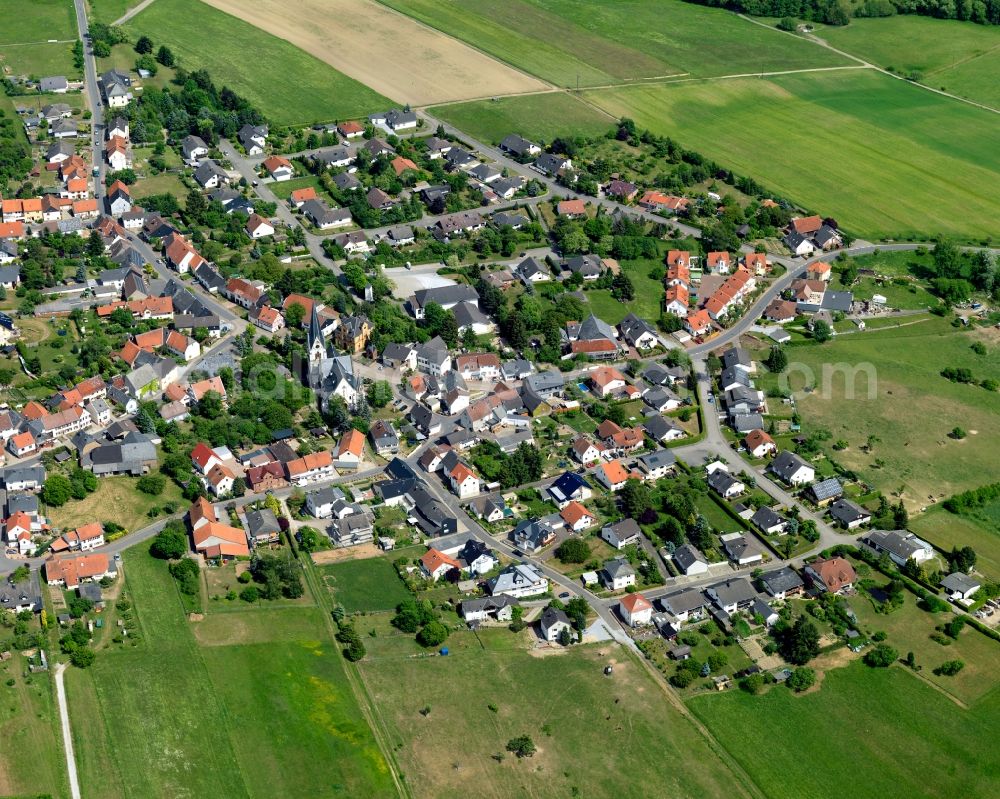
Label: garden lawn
xmin=851 ymin=582 xmax=1000 ymax=706
xmin=0 ymin=664 xmax=66 ymax=798
xmin=0 ymin=42 xmax=80 ymax=79
xmin=69 ymin=547 xmax=395 ymax=798
xmin=319 ymin=556 xmax=412 ymax=614
xmin=584 ymin=70 xmax=1000 ymax=240
xmin=382 ymin=0 xmax=845 ymax=86
xmin=431 ymin=92 xmax=612 ymax=146
xmin=46 ymin=475 xmax=185 ymax=534
xmin=359 ymin=637 xmax=748 ymax=799
xmin=582 ymin=257 xmax=665 ymax=324
xmin=0 ymin=0 xmax=76 ymax=44
xmin=821 ymin=16 xmax=1000 ymax=110
xmin=755 ymin=315 xmax=1000 ymax=509
xmin=911 ymin=503 xmax=1000 ymax=581
xmin=690 ymin=661 xmax=1000 ymax=799
xmin=267 ymin=174 xmax=325 ymax=201
xmin=123 ymin=0 xmax=392 ymax=125
xmin=89 ymin=0 xmax=139 ymax=24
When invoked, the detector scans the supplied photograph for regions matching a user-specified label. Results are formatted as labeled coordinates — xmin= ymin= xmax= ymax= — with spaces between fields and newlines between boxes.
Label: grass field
xmin=89 ymin=0 xmax=138 ymax=24
xmin=0 ymin=662 xmax=66 ymax=798
xmin=68 ymin=547 xmax=395 ymax=798
xmin=852 ymin=582 xmax=999 ymax=705
xmin=584 ymin=70 xmax=1000 ymax=240
xmin=584 ymin=256 xmax=665 ymax=324
xmin=319 ymin=556 xmax=412 ymax=614
xmin=0 ymin=0 xmax=76 ymax=44
xmin=382 ymin=0 xmax=847 ymax=86
xmin=0 ymin=41 xmax=81 ymax=79
xmin=46 ymin=475 xmax=185 ymax=534
xmin=123 ymin=0 xmax=393 ymax=125
xmin=756 ymin=316 xmax=1000 ymax=509
xmin=359 ymin=634 xmax=750 ymax=798
xmin=912 ymin=504 xmax=1000 ymax=580
xmin=690 ymin=662 xmax=1000 ymax=798
xmin=432 ymin=92 xmax=612 ymax=145
xmin=821 ymin=16 xmax=1000 ymax=110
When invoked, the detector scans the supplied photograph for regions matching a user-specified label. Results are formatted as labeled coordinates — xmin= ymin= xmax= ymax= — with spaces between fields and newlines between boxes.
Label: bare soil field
xmin=202 ymin=0 xmax=548 ymax=105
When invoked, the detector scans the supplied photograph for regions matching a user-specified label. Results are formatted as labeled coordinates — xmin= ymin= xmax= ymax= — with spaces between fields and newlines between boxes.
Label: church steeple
xmin=308 ymin=305 xmax=326 ymax=362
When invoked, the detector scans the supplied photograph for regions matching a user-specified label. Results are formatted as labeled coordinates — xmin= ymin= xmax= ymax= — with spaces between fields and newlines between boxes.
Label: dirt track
xmin=202 ymin=0 xmax=548 ymax=105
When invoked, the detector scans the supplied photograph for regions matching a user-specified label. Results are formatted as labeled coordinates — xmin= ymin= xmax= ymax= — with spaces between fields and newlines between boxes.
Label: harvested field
xmin=202 ymin=0 xmax=548 ymax=105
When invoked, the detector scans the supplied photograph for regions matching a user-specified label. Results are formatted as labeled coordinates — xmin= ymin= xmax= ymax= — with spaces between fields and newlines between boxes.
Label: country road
xmin=54 ymin=663 xmax=82 ymax=799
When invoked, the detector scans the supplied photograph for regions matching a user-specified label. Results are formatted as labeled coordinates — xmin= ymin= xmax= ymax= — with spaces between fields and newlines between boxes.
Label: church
xmin=306 ymin=305 xmax=362 ymax=410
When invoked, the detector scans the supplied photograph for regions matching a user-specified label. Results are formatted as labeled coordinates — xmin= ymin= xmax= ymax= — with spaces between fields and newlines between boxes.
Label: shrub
xmin=863 ymin=643 xmax=898 ymax=668
xmin=934 ymin=659 xmax=965 ymax=676
xmin=555 ymin=537 xmax=590 ymax=564
xmin=506 ymin=735 xmax=536 ymax=758
xmin=416 ymin=620 xmax=449 ymax=648
xmin=786 ymin=667 xmax=816 ymax=692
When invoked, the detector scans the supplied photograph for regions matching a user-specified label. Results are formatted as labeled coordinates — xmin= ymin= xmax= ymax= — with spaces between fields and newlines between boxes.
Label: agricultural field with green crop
xmin=690 ymin=662 xmax=1000 ymax=799
xmin=820 ymin=16 xmax=1000 ymax=110
xmin=583 ymin=70 xmax=1000 ymax=240
xmin=754 ymin=314 xmax=1000 ymax=508
xmin=382 ymin=0 xmax=847 ymax=86
xmin=123 ymin=0 xmax=392 ymax=125
xmin=67 ymin=547 xmax=395 ymax=798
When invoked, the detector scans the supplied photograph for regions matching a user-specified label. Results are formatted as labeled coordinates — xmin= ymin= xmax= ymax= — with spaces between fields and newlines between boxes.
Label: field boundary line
xmin=924 ymin=40 xmax=1000 ymax=77
xmin=301 ymin=557 xmax=413 ymax=799
xmin=54 ymin=664 xmax=82 ymax=799
xmin=625 ymin=647 xmax=767 ymax=799
xmin=897 ymin=663 xmax=969 ymax=709
xmin=366 ymin=0 xmax=558 ymax=98
xmin=0 ymin=39 xmax=77 ymax=46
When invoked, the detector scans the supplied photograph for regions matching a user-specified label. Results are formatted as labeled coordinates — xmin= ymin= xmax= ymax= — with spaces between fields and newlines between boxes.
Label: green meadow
xmin=67 ymin=548 xmax=394 ymax=798
xmin=123 ymin=0 xmax=392 ymax=125
xmin=584 ymin=70 xmax=1000 ymax=240
xmin=821 ymin=16 xmax=1000 ymax=110
xmin=381 ymin=0 xmax=847 ymax=86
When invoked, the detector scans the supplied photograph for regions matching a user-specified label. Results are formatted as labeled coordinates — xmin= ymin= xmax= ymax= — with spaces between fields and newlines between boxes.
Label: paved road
xmin=73 ymin=0 xmax=105 ymax=200
xmin=417 ymin=109 xmax=704 ymax=240
xmin=54 ymin=663 xmax=82 ymax=799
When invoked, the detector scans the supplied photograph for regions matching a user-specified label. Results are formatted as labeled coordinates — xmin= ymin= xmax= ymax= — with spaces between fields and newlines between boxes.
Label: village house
xmin=619 ymin=592 xmax=653 ymax=627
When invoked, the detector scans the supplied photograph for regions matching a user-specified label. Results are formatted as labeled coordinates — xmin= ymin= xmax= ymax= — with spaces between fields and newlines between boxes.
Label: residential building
xmin=619 ymin=593 xmax=653 ymax=627
xmin=804 ymin=557 xmax=857 ymax=594
xmin=601 ymin=518 xmax=641 ymax=550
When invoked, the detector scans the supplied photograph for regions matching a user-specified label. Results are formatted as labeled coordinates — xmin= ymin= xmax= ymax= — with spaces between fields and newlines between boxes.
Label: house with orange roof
xmin=639 ymin=191 xmax=689 ymax=214
xmin=105 ymin=135 xmax=130 ymax=170
xmin=390 ymin=156 xmax=419 ymax=177
xmin=664 ymin=284 xmax=689 ymax=317
xmin=560 ymin=501 xmax=597 ymax=532
xmin=204 ymin=462 xmax=235 ymax=496
xmin=224 ymin=277 xmax=265 ymax=309
xmin=60 ymin=178 xmax=89 ymax=200
xmin=743 ymin=252 xmax=769 ymax=275
xmin=791 ymin=215 xmax=823 ymax=236
xmin=250 ymin=304 xmax=284 ymax=333
xmin=665 ymin=262 xmax=690 ymax=287
xmin=192 ymin=520 xmax=249 ymax=560
xmin=21 ymin=401 xmax=48 ymax=421
xmin=19 ymin=197 xmax=43 ymax=222
xmin=45 ymin=552 xmax=116 ymax=588
xmin=448 ymin=460 xmax=480 ymax=499
xmin=804 ymin=557 xmax=857 ymax=595
xmin=72 ymin=198 xmax=98 ymax=218
xmin=619 ymin=592 xmax=653 ymax=626
xmin=706 ymin=251 xmax=731 ymax=274
xmin=557 ymin=198 xmax=587 ymax=218
xmin=684 ymin=309 xmax=712 ymax=337
xmin=289 ymin=187 xmax=317 ymax=208
xmin=163 ymin=233 xmax=206 ymax=274
xmin=337 ymin=120 xmax=364 ymax=138
xmin=666 ymin=250 xmax=691 ymax=269
xmin=420 ymin=548 xmax=462 ymax=582
xmin=807 ymin=260 xmax=832 ymax=282
xmin=49 ymin=522 xmax=105 ymax=553
xmin=262 ymin=155 xmax=294 ymax=181
xmin=744 ymin=429 xmax=776 ymax=459
xmin=595 ymin=459 xmax=632 ymax=492
xmin=281 ymin=293 xmax=315 ymax=320
xmin=188 ymin=376 xmax=227 ymax=404
xmin=336 ymin=429 xmax=365 ymax=465
xmin=286 ymin=450 xmax=334 ymax=486
xmin=588 ymin=366 xmax=627 ymax=398
xmin=188 ymin=496 xmax=216 ymax=531
xmin=0 ymin=222 xmax=25 ymax=240
xmin=1 ymin=199 xmax=24 ymax=221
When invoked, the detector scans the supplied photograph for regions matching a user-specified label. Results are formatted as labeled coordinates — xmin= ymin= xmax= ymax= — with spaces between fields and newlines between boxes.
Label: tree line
xmin=682 ymin=0 xmax=1000 ymax=26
